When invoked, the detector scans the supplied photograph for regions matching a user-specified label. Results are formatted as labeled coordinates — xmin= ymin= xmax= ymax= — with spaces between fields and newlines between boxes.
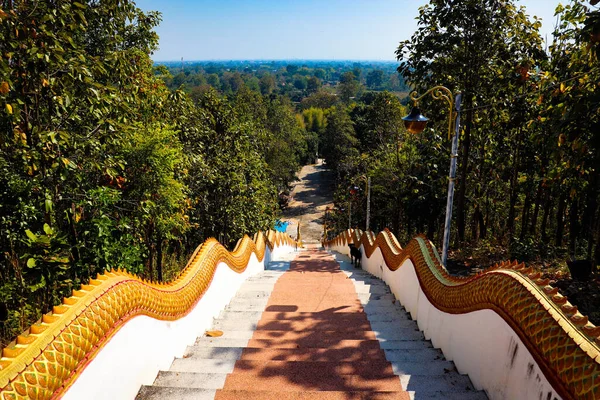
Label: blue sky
xmin=136 ymin=0 xmax=561 ymax=61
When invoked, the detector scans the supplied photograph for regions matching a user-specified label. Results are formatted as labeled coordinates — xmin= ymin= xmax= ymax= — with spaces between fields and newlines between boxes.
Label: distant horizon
xmin=137 ymin=0 xmax=557 ymax=61
xmin=154 ymin=59 xmax=401 ymax=63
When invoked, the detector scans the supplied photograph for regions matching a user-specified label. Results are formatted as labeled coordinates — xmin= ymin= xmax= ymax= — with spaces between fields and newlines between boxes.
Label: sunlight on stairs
xmin=136 ymin=248 xmax=487 ymax=400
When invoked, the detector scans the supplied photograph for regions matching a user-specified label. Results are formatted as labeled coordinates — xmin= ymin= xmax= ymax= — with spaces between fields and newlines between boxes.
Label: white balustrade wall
xmin=328 ymin=241 xmax=561 ymax=400
xmin=63 ymin=244 xmax=295 ymax=400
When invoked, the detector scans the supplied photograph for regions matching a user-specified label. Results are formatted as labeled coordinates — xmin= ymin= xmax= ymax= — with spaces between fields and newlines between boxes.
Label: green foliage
xmin=321 ymin=106 xmax=359 ymax=175
xmin=324 ymin=0 xmax=600 ymax=272
xmin=158 ymin=60 xmax=408 ymax=104
xmin=338 ymin=72 xmax=362 ymax=103
xmin=366 ymin=70 xmax=385 ymax=90
xmin=0 ymin=1 xmax=307 ymax=348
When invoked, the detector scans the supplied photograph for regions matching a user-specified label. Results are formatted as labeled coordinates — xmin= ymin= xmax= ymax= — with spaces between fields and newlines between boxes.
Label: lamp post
xmin=402 ymin=86 xmax=462 ymax=267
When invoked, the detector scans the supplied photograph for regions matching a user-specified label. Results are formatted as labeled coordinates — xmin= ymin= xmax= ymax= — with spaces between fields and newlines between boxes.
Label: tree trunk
xmin=583 ymin=172 xmax=598 ymax=260
xmin=146 ymin=222 xmax=155 ymax=280
xmin=569 ymin=198 xmax=579 ymax=258
xmin=520 ymin=189 xmax=532 ymax=240
xmin=471 ymin=204 xmax=485 ymax=243
xmin=393 ymin=202 xmax=400 ymax=240
xmin=427 ymin=214 xmax=436 ymax=241
xmin=456 ymin=108 xmax=473 ymax=244
xmin=530 ymin=182 xmax=544 ymax=236
xmin=594 ymin=216 xmax=600 ymax=270
xmin=507 ymin=169 xmax=518 ymax=240
xmin=555 ymin=192 xmax=567 ymax=247
xmin=541 ymin=189 xmax=552 ymax=244
xmin=68 ymin=203 xmax=81 ymax=279
xmin=157 ymin=237 xmax=164 ymax=282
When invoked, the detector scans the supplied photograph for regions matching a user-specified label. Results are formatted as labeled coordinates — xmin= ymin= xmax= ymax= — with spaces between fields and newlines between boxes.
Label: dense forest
xmin=157 ymin=60 xmax=409 ymax=103
xmin=0 ymin=1 xmax=322 ymax=346
xmin=320 ymin=0 xmax=600 ymax=304
xmin=1 ymin=0 xmax=600 ymax=345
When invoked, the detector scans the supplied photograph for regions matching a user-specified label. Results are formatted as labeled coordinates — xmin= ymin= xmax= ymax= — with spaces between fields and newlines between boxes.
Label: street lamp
xmin=402 ymin=86 xmax=462 ymax=267
xmin=402 ymin=107 xmax=429 ymax=135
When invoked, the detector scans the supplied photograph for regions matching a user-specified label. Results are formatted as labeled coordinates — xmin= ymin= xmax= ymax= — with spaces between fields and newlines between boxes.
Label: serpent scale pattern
xmin=324 ymin=229 xmax=600 ymax=400
xmin=0 ymin=230 xmax=294 ymax=400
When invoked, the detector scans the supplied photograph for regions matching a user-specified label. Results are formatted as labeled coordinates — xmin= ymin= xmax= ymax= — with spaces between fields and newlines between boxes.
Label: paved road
xmin=282 ymin=160 xmax=334 ymax=243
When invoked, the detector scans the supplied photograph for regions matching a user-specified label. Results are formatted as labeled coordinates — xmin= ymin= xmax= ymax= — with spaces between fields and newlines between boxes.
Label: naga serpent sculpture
xmin=324 ymin=229 xmax=600 ymax=400
xmin=0 ymin=230 xmax=295 ymax=400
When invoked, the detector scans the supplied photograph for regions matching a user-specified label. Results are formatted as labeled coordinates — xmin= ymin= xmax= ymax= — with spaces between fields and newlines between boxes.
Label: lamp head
xmin=402 ymin=107 xmax=429 ymax=134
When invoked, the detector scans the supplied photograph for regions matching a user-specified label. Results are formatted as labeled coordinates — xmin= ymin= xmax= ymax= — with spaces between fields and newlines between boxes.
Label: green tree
xmin=293 ymin=75 xmax=308 ymax=91
xmin=396 ymin=0 xmax=545 ymax=244
xmin=259 ymin=73 xmax=276 ymax=95
xmin=366 ymin=70 xmax=385 ymax=90
xmin=121 ymin=126 xmax=188 ymax=281
xmin=307 ymin=76 xmax=322 ymax=94
xmin=300 ymin=90 xmax=338 ymax=110
xmin=321 ymin=107 xmax=359 ymax=175
xmin=206 ymin=73 xmax=220 ymax=88
xmin=0 ymin=0 xmax=167 ymax=345
xmin=338 ymin=72 xmax=361 ymax=103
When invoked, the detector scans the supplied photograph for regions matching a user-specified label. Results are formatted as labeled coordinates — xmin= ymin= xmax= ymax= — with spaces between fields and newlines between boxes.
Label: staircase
xmin=137 ymin=247 xmax=487 ymax=400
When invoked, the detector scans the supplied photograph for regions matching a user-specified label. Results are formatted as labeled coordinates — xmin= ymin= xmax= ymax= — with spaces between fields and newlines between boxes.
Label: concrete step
xmin=383 ymin=348 xmax=445 ymax=362
xmin=372 ymin=329 xmax=425 ymax=341
xmin=194 ymin=337 xmax=432 ymax=350
xmin=169 ymin=358 xmax=237 ymax=374
xmin=225 ymin=301 xmax=270 ymax=311
xmin=212 ymin=318 xmax=416 ymax=332
xmin=183 ymin=346 xmax=389 ymax=362
xmin=183 ymin=346 xmax=244 ymax=360
xmin=215 ymin=312 xmax=403 ymax=326
xmin=244 ymin=277 xmax=283 ymax=283
xmin=369 ymin=320 xmax=419 ymax=330
xmin=389 ymin=360 xmax=459 ymax=376
xmin=245 ymin=273 xmax=284 ymax=280
xmin=366 ymin=312 xmax=411 ymax=322
xmin=352 ymin=286 xmax=390 ymax=294
xmin=217 ymin=310 xmax=264 ymax=320
xmin=153 ymin=371 xmax=226 ymax=389
xmin=139 ymin=250 xmax=486 ymax=400
xmin=408 ymin=391 xmax=488 ymax=400
xmin=221 ymin=372 xmax=403 ymax=391
xmin=234 ymin=287 xmax=395 ymax=302
xmin=136 ymin=386 xmax=215 ymax=400
xmin=361 ymin=299 xmax=404 ymax=307
xmin=356 ymin=293 xmax=395 ymax=302
xmin=167 ymin=357 xmax=461 ymax=378
xmin=230 ymin=290 xmax=273 ymax=299
xmin=157 ymin=368 xmax=477 ymax=393
xmin=400 ymin=373 xmax=476 ymax=393
xmin=236 ymin=284 xmax=277 ymax=291
xmin=227 ymin=297 xmax=269 ymax=305
xmin=218 ymin=310 xmax=382 ymax=321
xmin=138 ymin=386 xmax=486 ymax=400
xmin=195 ymin=330 xmax=255 ymax=340
xmin=213 ymin=389 xmax=409 ymax=399
xmin=362 ymin=304 xmax=407 ymax=314
xmin=216 ymin=313 xmax=263 ymax=324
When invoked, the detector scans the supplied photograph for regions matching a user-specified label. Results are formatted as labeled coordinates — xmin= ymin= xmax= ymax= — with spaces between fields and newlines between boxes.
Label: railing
xmin=0 ymin=230 xmax=295 ymax=400
xmin=324 ymin=229 xmax=600 ymax=400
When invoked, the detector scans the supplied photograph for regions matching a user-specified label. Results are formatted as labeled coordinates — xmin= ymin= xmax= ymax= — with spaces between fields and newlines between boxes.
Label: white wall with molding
xmin=64 ymin=244 xmax=294 ymax=400
xmin=329 ymin=241 xmax=561 ymax=400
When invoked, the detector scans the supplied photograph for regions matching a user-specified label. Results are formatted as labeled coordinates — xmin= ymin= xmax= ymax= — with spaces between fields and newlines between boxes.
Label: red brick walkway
xmin=215 ymin=246 xmax=409 ymax=399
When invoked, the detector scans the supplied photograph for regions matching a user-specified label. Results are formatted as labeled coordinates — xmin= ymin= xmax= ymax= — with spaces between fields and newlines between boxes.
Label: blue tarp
xmin=274 ymin=220 xmax=289 ymax=233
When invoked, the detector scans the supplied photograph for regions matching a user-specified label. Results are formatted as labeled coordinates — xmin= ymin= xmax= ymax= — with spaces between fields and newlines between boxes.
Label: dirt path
xmin=282 ymin=160 xmax=334 ymax=243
